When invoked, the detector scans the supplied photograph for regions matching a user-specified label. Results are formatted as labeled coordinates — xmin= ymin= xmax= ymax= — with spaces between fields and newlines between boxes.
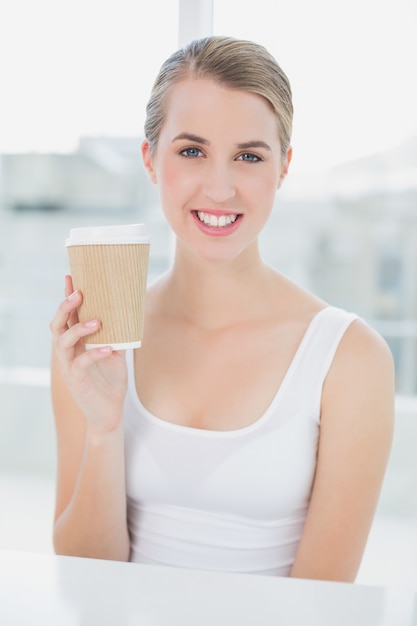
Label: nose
xmin=202 ymin=161 xmax=236 ymax=204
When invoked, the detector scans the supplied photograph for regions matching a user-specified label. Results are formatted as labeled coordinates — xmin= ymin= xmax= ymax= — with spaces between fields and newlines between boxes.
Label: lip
xmin=191 ymin=210 xmax=242 ymax=236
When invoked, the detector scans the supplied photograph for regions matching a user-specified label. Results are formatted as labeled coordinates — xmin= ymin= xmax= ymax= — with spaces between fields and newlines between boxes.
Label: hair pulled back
xmin=144 ymin=36 xmax=293 ymax=157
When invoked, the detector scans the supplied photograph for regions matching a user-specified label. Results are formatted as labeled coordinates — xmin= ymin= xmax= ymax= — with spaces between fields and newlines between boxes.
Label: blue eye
xmin=237 ymin=152 xmax=261 ymax=162
xmin=180 ymin=147 xmax=203 ymax=158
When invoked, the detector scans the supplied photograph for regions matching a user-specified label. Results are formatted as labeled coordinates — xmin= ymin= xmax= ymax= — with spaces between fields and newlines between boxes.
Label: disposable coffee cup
xmin=65 ymin=224 xmax=150 ymax=350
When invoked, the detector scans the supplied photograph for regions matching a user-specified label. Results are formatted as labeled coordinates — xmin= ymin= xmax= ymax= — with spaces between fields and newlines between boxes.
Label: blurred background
xmin=0 ymin=0 xmax=416 ymax=587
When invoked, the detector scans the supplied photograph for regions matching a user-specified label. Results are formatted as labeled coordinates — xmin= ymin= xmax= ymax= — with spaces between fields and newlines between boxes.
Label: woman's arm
xmin=50 ymin=277 xmax=130 ymax=561
xmin=290 ymin=319 xmax=395 ymax=582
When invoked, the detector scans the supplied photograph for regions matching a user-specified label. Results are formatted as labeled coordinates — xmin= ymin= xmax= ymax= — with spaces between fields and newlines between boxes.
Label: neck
xmin=161 ymin=241 xmax=275 ymax=330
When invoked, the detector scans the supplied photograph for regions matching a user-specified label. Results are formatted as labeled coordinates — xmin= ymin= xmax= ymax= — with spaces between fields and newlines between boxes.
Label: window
xmin=214 ymin=0 xmax=417 ymax=394
xmin=0 ymin=0 xmax=179 ymax=471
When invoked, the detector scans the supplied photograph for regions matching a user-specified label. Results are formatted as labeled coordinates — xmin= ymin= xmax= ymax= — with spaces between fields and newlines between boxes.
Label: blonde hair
xmin=144 ymin=35 xmax=293 ymax=157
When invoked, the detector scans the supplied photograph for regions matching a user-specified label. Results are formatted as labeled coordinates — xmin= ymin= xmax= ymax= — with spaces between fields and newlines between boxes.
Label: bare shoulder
xmin=322 ymin=315 xmax=395 ymax=431
xmin=342 ymin=315 xmax=393 ymax=359
xmin=327 ymin=316 xmax=394 ymax=392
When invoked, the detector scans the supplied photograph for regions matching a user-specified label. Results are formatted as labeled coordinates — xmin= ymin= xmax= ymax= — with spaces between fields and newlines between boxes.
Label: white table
xmin=0 ymin=550 xmax=416 ymax=625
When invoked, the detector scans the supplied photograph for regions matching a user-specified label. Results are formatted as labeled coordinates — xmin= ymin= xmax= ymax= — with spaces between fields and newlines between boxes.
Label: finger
xmin=64 ymin=275 xmax=74 ymax=298
xmin=64 ymin=276 xmax=80 ymax=328
xmin=50 ymin=290 xmax=82 ymax=337
xmin=56 ymin=319 xmax=101 ymax=354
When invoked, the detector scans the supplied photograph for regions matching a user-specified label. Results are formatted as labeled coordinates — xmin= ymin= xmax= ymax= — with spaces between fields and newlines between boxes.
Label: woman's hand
xmin=50 ymin=275 xmax=128 ymax=435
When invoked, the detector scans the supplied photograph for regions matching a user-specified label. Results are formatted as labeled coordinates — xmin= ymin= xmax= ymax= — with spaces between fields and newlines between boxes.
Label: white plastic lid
xmin=65 ymin=223 xmax=150 ymax=246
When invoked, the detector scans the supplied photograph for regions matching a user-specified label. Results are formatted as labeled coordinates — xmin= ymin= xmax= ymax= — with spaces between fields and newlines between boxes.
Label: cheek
xmin=158 ymin=161 xmax=177 ymax=188
xmin=157 ymin=162 xmax=196 ymax=220
xmin=241 ymin=168 xmax=279 ymax=199
xmin=159 ymin=160 xmax=191 ymax=192
xmin=161 ymin=170 xmax=201 ymax=215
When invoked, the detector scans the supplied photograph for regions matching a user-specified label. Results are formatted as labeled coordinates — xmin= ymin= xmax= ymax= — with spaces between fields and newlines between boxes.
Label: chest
xmin=125 ymin=404 xmax=319 ymax=520
xmin=134 ymin=317 xmax=307 ymax=431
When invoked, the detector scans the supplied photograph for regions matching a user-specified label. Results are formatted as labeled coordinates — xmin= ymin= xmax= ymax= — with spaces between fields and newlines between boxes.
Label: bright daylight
xmin=0 ymin=0 xmax=416 ymax=623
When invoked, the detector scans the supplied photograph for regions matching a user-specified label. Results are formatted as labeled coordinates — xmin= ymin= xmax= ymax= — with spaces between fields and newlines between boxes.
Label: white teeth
xmin=197 ymin=211 xmax=238 ymax=227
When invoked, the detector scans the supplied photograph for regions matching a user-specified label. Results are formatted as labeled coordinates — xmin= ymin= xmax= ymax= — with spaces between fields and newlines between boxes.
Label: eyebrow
xmin=236 ymin=140 xmax=272 ymax=151
xmin=172 ymin=133 xmax=209 ymax=145
xmin=171 ymin=133 xmax=272 ymax=151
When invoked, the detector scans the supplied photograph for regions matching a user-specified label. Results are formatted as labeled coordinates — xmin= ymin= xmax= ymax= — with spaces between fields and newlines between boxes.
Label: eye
xmin=179 ymin=146 xmax=204 ymax=158
xmin=236 ymin=152 xmax=262 ymax=162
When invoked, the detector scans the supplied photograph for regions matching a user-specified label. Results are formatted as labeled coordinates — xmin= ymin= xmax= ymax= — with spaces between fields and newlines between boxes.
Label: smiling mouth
xmin=195 ymin=211 xmax=241 ymax=228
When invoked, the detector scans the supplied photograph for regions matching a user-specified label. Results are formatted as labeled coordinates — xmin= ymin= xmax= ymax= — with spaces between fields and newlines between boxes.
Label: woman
xmin=50 ymin=36 xmax=395 ymax=581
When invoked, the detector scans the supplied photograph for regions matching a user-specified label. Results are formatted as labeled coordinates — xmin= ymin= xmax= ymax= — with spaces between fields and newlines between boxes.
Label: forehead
xmin=160 ymin=78 xmax=279 ymax=143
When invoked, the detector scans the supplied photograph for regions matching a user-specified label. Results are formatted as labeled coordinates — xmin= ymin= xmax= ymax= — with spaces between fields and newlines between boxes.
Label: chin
xmin=188 ymin=240 xmax=253 ymax=265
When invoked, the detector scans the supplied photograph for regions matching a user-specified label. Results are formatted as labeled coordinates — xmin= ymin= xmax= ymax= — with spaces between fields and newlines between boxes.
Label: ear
xmin=141 ymin=139 xmax=158 ymax=184
xmin=276 ymin=146 xmax=292 ymax=189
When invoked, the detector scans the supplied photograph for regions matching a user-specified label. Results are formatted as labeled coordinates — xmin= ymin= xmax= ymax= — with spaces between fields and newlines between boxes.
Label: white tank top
xmin=124 ymin=306 xmax=358 ymax=576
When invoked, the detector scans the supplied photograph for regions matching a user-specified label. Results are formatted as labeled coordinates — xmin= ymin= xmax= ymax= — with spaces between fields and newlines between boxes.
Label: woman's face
xmin=142 ymin=78 xmax=291 ymax=264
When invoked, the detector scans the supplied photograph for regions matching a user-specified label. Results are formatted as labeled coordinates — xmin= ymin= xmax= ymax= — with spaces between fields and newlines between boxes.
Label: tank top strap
xmin=283 ymin=306 xmax=360 ymax=424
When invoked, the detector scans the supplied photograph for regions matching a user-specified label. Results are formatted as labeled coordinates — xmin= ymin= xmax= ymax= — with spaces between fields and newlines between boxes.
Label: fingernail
xmin=98 ymin=346 xmax=112 ymax=354
xmin=84 ymin=319 xmax=98 ymax=328
xmin=67 ymin=290 xmax=79 ymax=301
